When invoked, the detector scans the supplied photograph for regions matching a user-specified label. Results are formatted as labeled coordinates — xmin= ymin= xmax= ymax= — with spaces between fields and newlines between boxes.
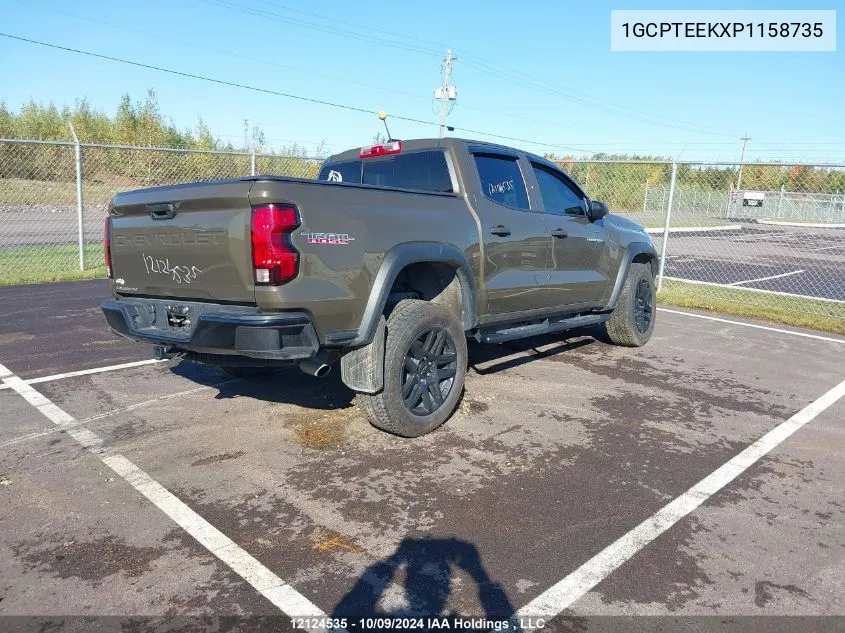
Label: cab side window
xmin=531 ymin=163 xmax=587 ymax=216
xmin=474 ymin=154 xmax=530 ymax=210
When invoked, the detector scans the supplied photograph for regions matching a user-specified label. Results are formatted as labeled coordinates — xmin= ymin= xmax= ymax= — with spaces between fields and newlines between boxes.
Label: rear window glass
xmin=474 ymin=154 xmax=529 ymax=209
xmin=318 ymin=161 xmax=360 ymax=184
xmin=318 ymin=150 xmax=453 ymax=193
xmin=362 ymin=151 xmax=453 ymax=193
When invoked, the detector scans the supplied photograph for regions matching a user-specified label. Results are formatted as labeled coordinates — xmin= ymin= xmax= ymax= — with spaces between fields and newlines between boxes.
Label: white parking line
xmin=0 ymin=384 xmax=229 ymax=450
xmin=661 ymin=276 xmax=845 ymax=304
xmin=0 ymin=361 xmax=328 ymax=630
xmin=516 ymin=376 xmax=845 ymax=625
xmin=0 ymin=359 xmax=162 ymax=391
xmin=656 ymin=308 xmax=845 ymax=344
xmin=728 ymin=269 xmax=805 ymax=286
xmin=757 ymin=219 xmax=845 ymax=229
xmin=645 ymin=225 xmax=741 ymax=234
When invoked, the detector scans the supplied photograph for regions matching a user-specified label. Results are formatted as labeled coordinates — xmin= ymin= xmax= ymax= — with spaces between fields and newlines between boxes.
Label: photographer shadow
xmin=333 ymin=537 xmax=520 ymax=632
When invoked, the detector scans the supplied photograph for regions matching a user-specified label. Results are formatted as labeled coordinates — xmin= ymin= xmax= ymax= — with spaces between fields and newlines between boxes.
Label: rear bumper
xmin=102 ymin=298 xmax=319 ymax=360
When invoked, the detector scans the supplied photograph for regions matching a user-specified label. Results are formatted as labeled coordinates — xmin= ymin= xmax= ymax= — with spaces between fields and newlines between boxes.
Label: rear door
xmin=471 ymin=152 xmax=552 ymax=316
xmin=529 ymin=162 xmax=608 ymax=308
xmin=109 ymin=180 xmax=255 ymax=303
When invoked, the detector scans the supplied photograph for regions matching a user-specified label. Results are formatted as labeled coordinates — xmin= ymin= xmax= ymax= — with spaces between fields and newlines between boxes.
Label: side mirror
xmin=588 ymin=200 xmax=609 ymax=221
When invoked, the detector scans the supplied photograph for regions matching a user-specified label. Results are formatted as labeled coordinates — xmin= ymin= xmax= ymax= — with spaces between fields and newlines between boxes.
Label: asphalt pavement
xmin=0 ymin=280 xmax=844 ymax=633
xmin=660 ymin=224 xmax=845 ymax=300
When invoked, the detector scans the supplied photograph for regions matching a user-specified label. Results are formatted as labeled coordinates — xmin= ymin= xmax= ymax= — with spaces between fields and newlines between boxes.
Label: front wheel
xmin=357 ymin=300 xmax=467 ymax=437
xmin=604 ymin=262 xmax=656 ymax=347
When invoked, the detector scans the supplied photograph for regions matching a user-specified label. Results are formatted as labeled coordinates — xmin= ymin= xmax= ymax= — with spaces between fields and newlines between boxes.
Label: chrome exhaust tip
xmin=299 ymin=357 xmax=331 ymax=378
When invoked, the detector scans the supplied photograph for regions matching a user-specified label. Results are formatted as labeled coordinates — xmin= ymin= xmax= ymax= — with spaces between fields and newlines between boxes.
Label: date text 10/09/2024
xmin=290 ymin=617 xmax=547 ymax=630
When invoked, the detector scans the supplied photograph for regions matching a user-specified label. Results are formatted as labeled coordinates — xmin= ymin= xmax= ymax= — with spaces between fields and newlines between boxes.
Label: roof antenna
xmin=378 ymin=111 xmax=395 ymax=142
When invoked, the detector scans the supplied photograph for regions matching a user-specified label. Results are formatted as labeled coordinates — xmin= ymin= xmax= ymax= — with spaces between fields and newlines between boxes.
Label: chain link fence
xmin=726 ymin=188 xmax=845 ymax=223
xmin=0 ymin=139 xmax=321 ymax=284
xmin=1 ymin=139 xmax=843 ymax=331
xmin=561 ymin=158 xmax=845 ymax=330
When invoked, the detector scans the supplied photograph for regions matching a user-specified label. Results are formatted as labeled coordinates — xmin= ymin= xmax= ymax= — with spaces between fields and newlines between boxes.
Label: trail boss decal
xmin=301 ymin=232 xmax=355 ymax=245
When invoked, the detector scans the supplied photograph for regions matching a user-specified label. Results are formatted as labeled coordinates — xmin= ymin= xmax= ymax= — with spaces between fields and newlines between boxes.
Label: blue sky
xmin=1 ymin=0 xmax=842 ymax=161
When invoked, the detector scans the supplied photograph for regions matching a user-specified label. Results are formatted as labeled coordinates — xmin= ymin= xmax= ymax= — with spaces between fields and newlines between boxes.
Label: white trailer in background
xmin=742 ymin=191 xmax=765 ymax=207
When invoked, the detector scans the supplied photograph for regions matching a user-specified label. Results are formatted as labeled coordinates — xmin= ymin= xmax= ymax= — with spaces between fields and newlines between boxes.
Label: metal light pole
xmin=657 ymin=162 xmax=678 ymax=293
xmin=68 ymin=121 xmax=85 ymax=271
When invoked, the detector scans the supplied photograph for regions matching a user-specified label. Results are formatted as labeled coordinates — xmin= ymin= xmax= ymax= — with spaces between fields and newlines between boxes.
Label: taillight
xmin=251 ymin=204 xmax=300 ymax=285
xmin=359 ymin=140 xmax=401 ymax=158
xmin=104 ymin=216 xmax=113 ymax=279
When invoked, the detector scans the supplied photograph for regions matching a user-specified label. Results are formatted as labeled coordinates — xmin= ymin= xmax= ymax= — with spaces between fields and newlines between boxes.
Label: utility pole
xmin=243 ymin=119 xmax=250 ymax=151
xmin=435 ymin=50 xmax=457 ymax=138
xmin=735 ymin=132 xmax=751 ymax=190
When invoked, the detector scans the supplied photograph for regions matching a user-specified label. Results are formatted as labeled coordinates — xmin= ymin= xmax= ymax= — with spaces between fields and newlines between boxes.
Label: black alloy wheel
xmin=400 ymin=327 xmax=458 ymax=416
xmin=634 ymin=277 xmax=653 ymax=334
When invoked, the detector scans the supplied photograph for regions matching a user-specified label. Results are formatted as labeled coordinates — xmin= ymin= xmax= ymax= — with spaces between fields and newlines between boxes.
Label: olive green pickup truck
xmin=102 ymin=138 xmax=658 ymax=436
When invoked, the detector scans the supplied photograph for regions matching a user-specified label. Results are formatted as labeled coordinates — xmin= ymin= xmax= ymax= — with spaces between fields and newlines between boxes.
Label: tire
xmin=604 ymin=262 xmax=656 ymax=347
xmin=357 ymin=299 xmax=467 ymax=438
xmin=220 ymin=366 xmax=275 ymax=379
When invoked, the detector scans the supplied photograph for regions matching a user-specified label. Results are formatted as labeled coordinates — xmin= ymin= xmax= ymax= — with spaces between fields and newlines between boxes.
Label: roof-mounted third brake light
xmin=359 ymin=141 xmax=402 ymax=159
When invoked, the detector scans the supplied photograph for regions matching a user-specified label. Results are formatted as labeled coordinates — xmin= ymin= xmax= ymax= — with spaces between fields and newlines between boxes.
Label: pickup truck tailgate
xmin=109 ymin=180 xmax=255 ymax=303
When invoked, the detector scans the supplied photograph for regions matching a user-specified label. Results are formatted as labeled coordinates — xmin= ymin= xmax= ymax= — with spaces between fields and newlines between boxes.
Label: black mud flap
xmin=340 ymin=316 xmax=385 ymax=394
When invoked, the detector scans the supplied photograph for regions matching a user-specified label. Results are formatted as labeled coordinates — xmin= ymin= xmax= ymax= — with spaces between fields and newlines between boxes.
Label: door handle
xmin=490 ymin=225 xmax=511 ymax=237
xmin=551 ymin=229 xmax=568 ymax=238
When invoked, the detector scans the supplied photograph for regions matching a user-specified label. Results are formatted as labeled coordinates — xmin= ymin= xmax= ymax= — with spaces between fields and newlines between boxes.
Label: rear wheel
xmin=358 ymin=300 xmax=467 ymax=437
xmin=604 ymin=262 xmax=656 ymax=347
